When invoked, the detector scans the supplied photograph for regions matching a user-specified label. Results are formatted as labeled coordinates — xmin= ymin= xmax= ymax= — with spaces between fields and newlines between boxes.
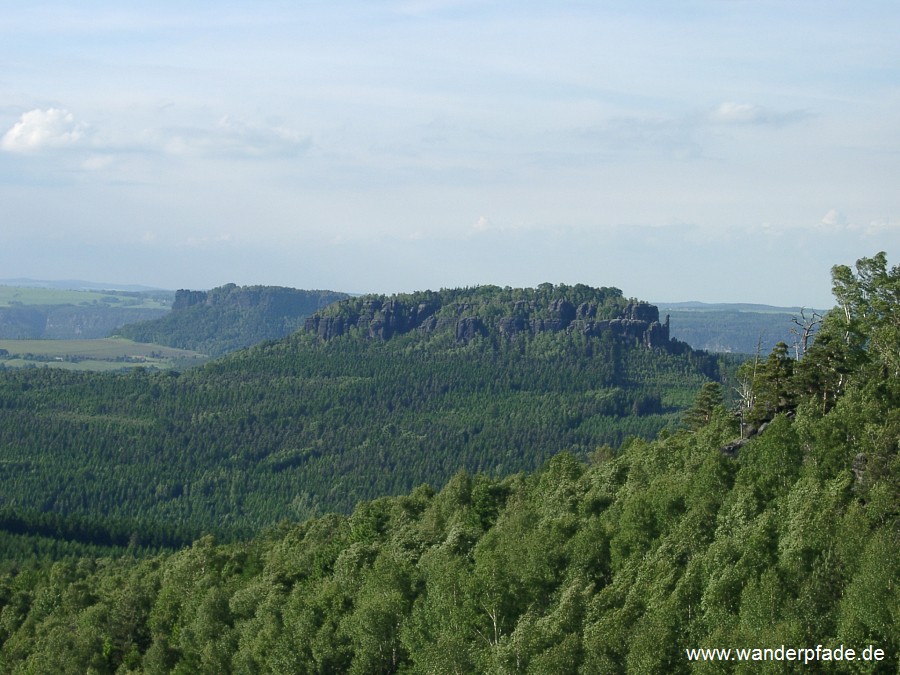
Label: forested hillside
xmin=114 ymin=284 xmax=348 ymax=356
xmin=0 ymin=254 xmax=896 ymax=672
xmin=0 ymin=284 xmax=720 ymax=539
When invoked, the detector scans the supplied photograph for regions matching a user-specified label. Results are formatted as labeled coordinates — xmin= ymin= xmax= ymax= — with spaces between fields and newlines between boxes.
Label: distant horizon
xmin=0 ymin=275 xmax=834 ymax=312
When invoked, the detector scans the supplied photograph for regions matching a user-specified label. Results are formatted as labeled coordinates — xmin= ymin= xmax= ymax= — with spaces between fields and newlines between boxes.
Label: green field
xmin=0 ymin=338 xmax=208 ymax=371
xmin=0 ymin=285 xmax=171 ymax=310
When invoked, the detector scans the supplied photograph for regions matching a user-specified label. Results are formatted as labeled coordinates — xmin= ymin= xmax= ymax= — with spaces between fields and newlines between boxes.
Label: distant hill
xmin=113 ymin=284 xmax=349 ymax=356
xmin=655 ymin=301 xmax=828 ymax=355
xmin=0 ymin=284 xmax=173 ymax=339
xmin=657 ymin=301 xmax=816 ymax=313
xmin=0 ymin=278 xmax=166 ymax=293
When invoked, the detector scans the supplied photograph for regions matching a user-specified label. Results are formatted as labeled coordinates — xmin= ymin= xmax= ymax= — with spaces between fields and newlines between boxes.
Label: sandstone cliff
xmin=304 ymin=285 xmax=671 ymax=349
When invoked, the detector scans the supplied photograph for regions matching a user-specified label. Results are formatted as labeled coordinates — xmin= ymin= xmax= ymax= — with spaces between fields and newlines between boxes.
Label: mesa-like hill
xmin=113 ymin=284 xmax=349 ymax=356
xmin=303 ymin=283 xmax=673 ymax=346
xmin=0 ymin=283 xmax=723 ymax=537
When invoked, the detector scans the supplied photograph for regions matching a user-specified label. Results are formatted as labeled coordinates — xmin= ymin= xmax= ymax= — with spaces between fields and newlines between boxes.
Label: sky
xmin=1 ymin=1 xmax=898 ymax=307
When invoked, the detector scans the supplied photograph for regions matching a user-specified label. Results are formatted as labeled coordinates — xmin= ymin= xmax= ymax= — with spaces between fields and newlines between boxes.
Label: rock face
xmin=455 ymin=316 xmax=487 ymax=343
xmin=171 ymin=290 xmax=208 ymax=311
xmin=497 ymin=301 xmax=670 ymax=348
xmin=305 ymin=290 xmax=672 ymax=349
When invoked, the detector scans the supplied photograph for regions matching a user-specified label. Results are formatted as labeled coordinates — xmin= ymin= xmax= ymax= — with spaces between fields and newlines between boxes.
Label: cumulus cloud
xmin=707 ymin=102 xmax=810 ymax=127
xmin=821 ymin=208 xmax=847 ymax=228
xmin=1 ymin=108 xmax=86 ymax=153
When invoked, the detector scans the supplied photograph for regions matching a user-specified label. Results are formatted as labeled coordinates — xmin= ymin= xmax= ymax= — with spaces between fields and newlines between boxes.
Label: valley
xmin=0 ymin=256 xmax=896 ymax=672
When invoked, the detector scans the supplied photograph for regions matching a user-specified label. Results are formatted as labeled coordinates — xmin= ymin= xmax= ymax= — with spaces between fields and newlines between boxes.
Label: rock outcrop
xmin=171 ymin=289 xmax=208 ymax=311
xmin=305 ymin=290 xmax=672 ymax=349
xmin=496 ymin=301 xmax=670 ymax=348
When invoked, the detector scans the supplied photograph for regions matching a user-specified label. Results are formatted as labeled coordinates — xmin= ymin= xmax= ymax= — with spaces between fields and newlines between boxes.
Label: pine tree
xmin=684 ymin=381 xmax=723 ymax=431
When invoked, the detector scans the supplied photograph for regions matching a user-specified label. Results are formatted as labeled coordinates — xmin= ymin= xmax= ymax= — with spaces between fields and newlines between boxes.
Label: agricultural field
xmin=0 ymin=338 xmax=207 ymax=371
xmin=0 ymin=284 xmax=174 ymax=340
xmin=0 ymin=285 xmax=172 ymax=310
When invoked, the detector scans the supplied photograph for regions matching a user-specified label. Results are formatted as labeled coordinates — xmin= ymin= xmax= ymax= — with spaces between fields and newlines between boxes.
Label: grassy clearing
xmin=0 ymin=338 xmax=208 ymax=371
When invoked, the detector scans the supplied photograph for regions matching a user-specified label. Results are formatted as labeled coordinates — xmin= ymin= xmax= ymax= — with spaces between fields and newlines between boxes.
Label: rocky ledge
xmin=304 ymin=293 xmax=671 ymax=349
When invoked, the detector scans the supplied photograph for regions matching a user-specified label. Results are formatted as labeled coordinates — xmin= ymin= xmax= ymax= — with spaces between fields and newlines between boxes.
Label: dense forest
xmin=114 ymin=284 xmax=348 ymax=356
xmin=0 ymin=254 xmax=896 ymax=672
xmin=0 ymin=284 xmax=721 ymax=539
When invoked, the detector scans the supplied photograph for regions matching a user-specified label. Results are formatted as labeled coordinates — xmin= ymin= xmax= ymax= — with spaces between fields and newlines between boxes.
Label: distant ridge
xmin=654 ymin=301 xmax=830 ymax=355
xmin=655 ymin=301 xmax=828 ymax=314
xmin=115 ymin=283 xmax=349 ymax=356
xmin=0 ymin=278 xmax=168 ymax=293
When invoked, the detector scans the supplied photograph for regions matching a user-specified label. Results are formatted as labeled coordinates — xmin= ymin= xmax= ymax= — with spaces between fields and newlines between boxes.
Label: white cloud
xmin=471 ymin=215 xmax=490 ymax=232
xmin=162 ymin=116 xmax=310 ymax=159
xmin=572 ymin=101 xmax=812 ymax=164
xmin=821 ymin=208 xmax=848 ymax=229
xmin=1 ymin=108 xmax=86 ymax=153
xmin=707 ymin=102 xmax=810 ymax=127
xmin=863 ymin=217 xmax=899 ymax=236
xmin=709 ymin=102 xmax=767 ymax=125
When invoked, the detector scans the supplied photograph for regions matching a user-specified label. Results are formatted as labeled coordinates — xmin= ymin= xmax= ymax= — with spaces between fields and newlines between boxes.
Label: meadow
xmin=0 ymin=338 xmax=207 ymax=371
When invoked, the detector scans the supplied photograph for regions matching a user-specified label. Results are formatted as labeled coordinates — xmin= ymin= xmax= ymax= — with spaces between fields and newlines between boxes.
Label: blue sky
xmin=1 ymin=1 xmax=898 ymax=306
